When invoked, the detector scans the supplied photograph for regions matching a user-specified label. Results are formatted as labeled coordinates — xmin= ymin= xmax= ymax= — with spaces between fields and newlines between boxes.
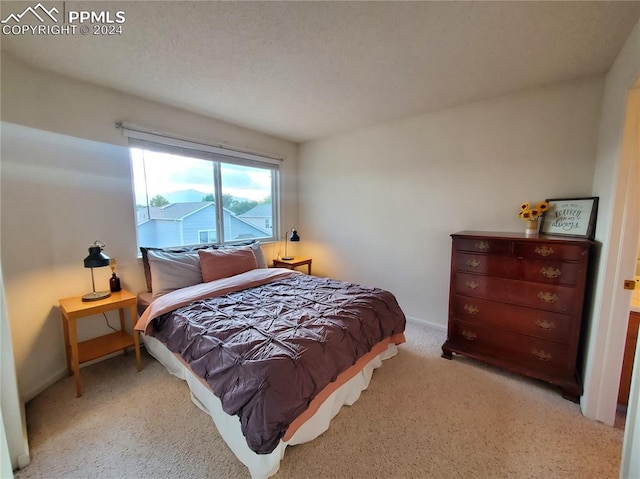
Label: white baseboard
xmin=405 ymin=315 xmax=447 ymax=333
xmin=23 ymin=368 xmax=68 ymax=403
xmin=17 ymin=453 xmax=31 ymax=469
xmin=23 ymin=345 xmax=147 ymax=402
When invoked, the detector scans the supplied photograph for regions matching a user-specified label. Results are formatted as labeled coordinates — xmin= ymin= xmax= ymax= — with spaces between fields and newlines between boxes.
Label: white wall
xmin=299 ymin=77 xmax=604 ymax=328
xmin=1 ymin=123 xmax=140 ymax=400
xmin=1 ymin=416 xmax=14 ymax=479
xmin=1 ymin=263 xmax=29 ymax=472
xmin=0 ymin=53 xmax=298 ymax=401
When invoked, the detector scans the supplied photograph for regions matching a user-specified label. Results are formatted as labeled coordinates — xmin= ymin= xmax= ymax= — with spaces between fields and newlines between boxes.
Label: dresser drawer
xmin=517 ymin=259 xmax=581 ymax=286
xmin=451 ymin=295 xmax=573 ymax=343
xmin=454 ymin=238 xmax=510 ymax=255
xmin=513 ymin=242 xmax=587 ymax=261
xmin=454 ymin=253 xmax=508 ymax=276
xmin=450 ymin=319 xmax=574 ymax=377
xmin=454 ymin=273 xmax=578 ymax=313
xmin=455 ymin=253 xmax=581 ymax=286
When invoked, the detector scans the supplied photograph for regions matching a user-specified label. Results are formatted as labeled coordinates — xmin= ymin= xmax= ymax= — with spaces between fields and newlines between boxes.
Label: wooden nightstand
xmin=273 ymin=257 xmax=312 ymax=274
xmin=59 ymin=289 xmax=142 ymax=397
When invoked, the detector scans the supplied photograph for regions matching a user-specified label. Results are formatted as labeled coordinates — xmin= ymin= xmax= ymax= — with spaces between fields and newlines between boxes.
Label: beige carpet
xmin=15 ymin=323 xmax=623 ymax=479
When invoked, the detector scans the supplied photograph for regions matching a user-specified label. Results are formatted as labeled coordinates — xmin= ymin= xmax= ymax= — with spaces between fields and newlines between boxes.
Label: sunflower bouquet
xmin=518 ymin=200 xmax=550 ymax=222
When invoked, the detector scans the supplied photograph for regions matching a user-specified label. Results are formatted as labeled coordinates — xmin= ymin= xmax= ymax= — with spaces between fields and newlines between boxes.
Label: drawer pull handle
xmin=462 ymin=330 xmax=477 ymax=341
xmin=532 ymin=349 xmax=553 ymax=361
xmin=535 ymin=245 xmax=554 ymax=257
xmin=476 ymin=241 xmax=490 ymax=252
xmin=535 ymin=319 xmax=556 ymax=330
xmin=466 ymin=259 xmax=481 ymax=269
xmin=540 ymin=267 xmax=562 ymax=279
xmin=464 ymin=304 xmax=479 ymax=315
xmin=465 ymin=280 xmax=480 ymax=290
xmin=537 ymin=292 xmax=558 ymax=303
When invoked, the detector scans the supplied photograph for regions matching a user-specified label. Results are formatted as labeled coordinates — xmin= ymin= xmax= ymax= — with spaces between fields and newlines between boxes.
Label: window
xmin=127 ymin=132 xmax=279 ymax=249
xmin=198 ymin=230 xmax=216 ymax=243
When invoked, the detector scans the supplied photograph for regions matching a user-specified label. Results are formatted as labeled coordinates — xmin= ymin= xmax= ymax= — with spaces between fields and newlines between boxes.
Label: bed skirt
xmin=141 ymin=333 xmax=399 ymax=479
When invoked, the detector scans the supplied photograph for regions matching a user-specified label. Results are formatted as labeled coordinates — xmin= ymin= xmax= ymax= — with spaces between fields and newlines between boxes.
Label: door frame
xmin=582 ymin=82 xmax=639 ymax=426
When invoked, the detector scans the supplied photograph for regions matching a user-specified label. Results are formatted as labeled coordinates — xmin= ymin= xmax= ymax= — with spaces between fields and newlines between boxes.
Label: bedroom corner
xmin=0 ymin=52 xmax=299 ymax=407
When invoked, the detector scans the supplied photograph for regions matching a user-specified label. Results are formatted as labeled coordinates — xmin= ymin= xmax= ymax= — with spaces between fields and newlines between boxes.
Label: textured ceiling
xmin=2 ymin=1 xmax=640 ymax=142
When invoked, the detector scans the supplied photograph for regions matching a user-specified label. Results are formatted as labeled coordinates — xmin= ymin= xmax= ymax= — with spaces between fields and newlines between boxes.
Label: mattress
xmin=142 ymin=332 xmax=399 ymax=479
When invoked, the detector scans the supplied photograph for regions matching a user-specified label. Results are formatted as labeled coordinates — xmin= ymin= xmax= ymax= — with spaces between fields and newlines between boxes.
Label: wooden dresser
xmin=441 ymin=231 xmax=592 ymax=401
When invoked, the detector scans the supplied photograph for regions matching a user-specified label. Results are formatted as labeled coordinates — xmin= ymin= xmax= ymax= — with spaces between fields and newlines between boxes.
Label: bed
xmin=134 ymin=243 xmax=406 ymax=478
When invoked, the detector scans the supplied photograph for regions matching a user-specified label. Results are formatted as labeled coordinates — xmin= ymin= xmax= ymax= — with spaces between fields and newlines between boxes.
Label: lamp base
xmin=281 ymin=256 xmax=294 ymax=260
xmin=82 ymin=291 xmax=111 ymax=302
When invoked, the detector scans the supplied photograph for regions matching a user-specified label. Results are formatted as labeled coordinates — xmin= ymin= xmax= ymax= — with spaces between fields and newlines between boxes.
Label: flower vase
xmin=525 ymin=219 xmax=539 ymax=236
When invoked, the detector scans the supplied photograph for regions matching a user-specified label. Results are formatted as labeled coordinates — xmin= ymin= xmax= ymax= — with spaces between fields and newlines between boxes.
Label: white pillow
xmin=250 ymin=241 xmax=268 ymax=269
xmin=147 ymin=249 xmax=203 ymax=297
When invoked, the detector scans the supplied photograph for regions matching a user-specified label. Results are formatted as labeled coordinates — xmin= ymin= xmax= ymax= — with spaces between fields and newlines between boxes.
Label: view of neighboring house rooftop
xmin=136 ymin=201 xmax=271 ymax=243
xmin=239 ymin=204 xmax=272 ymax=218
xmin=138 ymin=202 xmax=213 ymax=222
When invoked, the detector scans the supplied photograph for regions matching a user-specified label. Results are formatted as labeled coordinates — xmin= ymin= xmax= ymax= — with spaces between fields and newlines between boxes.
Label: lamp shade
xmin=84 ymin=243 xmax=110 ymax=268
xmin=289 ymin=229 xmax=300 ymax=242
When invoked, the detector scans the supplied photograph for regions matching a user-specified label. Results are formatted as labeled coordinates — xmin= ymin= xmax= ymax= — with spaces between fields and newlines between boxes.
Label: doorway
xmin=613 ymin=82 xmax=640 ymax=477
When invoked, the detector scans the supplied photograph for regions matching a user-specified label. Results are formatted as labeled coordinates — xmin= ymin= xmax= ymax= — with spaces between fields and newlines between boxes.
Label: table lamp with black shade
xmin=82 ymin=240 xmax=111 ymax=302
xmin=282 ymin=228 xmax=300 ymax=260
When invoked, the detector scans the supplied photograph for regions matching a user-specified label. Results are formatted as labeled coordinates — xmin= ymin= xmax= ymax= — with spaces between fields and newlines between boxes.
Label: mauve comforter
xmin=135 ymin=269 xmax=406 ymax=454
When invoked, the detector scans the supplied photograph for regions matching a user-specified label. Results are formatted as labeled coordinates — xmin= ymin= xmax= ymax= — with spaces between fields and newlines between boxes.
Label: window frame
xmin=126 ymin=130 xmax=281 ymax=249
xmin=198 ymin=229 xmax=216 ymax=243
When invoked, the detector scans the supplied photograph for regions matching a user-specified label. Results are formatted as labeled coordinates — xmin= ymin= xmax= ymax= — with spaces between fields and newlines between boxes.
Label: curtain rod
xmin=114 ymin=121 xmax=285 ymax=162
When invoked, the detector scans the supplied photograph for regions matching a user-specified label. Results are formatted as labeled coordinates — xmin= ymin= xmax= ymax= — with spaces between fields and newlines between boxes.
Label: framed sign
xmin=539 ymin=197 xmax=598 ymax=239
